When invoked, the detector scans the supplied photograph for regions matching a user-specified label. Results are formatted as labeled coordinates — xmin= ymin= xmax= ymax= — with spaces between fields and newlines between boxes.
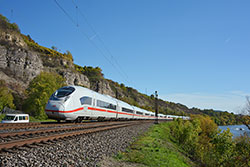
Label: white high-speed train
xmin=45 ymin=86 xmax=187 ymax=122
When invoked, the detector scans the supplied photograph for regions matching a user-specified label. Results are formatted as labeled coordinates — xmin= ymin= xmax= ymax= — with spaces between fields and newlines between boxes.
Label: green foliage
xmin=0 ymin=14 xmax=20 ymax=32
xmin=167 ymin=115 xmax=250 ymax=167
xmin=51 ymin=46 xmax=58 ymax=51
xmin=234 ymin=134 xmax=250 ymax=166
xmin=0 ymin=114 xmax=6 ymax=122
xmin=201 ymin=109 xmax=241 ymax=126
xmin=0 ymin=80 xmax=15 ymax=111
xmin=65 ymin=50 xmax=73 ymax=61
xmin=211 ymin=129 xmax=235 ymax=166
xmin=117 ymin=122 xmax=193 ymax=167
xmin=23 ymin=72 xmax=65 ymax=119
xmin=120 ymin=83 xmax=127 ymax=92
xmin=169 ymin=118 xmax=201 ymax=158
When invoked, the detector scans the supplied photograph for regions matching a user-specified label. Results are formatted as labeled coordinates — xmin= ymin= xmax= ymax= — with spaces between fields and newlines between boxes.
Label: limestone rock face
xmin=0 ymin=44 xmax=92 ymax=91
xmin=94 ymin=80 xmax=116 ymax=97
xmin=60 ymin=70 xmax=90 ymax=88
xmin=0 ymin=45 xmax=42 ymax=86
xmin=0 ymin=30 xmax=27 ymax=48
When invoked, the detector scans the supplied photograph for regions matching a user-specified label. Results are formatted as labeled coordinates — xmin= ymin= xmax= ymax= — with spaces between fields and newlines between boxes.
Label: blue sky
xmin=1 ymin=0 xmax=250 ymax=113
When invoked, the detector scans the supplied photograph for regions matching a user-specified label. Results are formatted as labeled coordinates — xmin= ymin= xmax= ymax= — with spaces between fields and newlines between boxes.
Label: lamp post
xmin=154 ymin=91 xmax=158 ymax=124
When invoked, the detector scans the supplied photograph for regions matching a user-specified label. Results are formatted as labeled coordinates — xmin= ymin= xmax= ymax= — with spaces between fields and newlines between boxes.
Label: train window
xmin=151 ymin=114 xmax=154 ymax=116
xmin=97 ymin=100 xmax=116 ymax=110
xmin=19 ymin=116 xmax=26 ymax=120
xmin=145 ymin=113 xmax=150 ymax=116
xmin=122 ymin=107 xmax=133 ymax=113
xmin=80 ymin=96 xmax=92 ymax=105
xmin=56 ymin=87 xmax=75 ymax=98
xmin=136 ymin=111 xmax=143 ymax=115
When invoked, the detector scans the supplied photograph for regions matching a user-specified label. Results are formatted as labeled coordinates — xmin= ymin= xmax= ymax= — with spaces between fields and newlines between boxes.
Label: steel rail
xmin=0 ymin=121 xmax=107 ymax=130
xmin=0 ymin=121 xmax=134 ymax=138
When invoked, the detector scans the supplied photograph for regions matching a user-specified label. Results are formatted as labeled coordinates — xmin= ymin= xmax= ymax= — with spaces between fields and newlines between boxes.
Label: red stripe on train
xmin=46 ymin=106 xmax=157 ymax=118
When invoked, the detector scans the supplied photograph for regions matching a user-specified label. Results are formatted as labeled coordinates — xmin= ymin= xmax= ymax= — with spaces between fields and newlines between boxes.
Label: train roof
xmin=5 ymin=114 xmax=29 ymax=116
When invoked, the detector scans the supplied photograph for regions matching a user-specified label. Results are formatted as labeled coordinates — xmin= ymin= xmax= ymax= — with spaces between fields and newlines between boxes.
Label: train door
xmin=115 ymin=101 xmax=119 ymax=119
xmin=132 ymin=106 xmax=135 ymax=120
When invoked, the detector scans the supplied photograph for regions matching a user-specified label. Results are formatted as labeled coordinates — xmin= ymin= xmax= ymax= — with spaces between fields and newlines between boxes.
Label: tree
xmin=23 ymin=72 xmax=65 ymax=119
xmin=0 ymin=80 xmax=15 ymax=111
xmin=51 ymin=46 xmax=58 ymax=51
xmin=63 ymin=50 xmax=73 ymax=61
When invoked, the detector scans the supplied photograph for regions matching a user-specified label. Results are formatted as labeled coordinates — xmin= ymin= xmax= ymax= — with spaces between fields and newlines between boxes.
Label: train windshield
xmin=50 ymin=87 xmax=75 ymax=100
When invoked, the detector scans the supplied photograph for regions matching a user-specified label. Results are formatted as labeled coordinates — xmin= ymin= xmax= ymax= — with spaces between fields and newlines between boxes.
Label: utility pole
xmin=154 ymin=91 xmax=158 ymax=124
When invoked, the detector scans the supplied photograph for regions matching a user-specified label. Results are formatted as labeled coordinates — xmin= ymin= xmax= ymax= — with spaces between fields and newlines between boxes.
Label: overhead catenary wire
xmin=71 ymin=0 xmax=130 ymax=84
xmin=54 ymin=0 xmax=131 ymax=85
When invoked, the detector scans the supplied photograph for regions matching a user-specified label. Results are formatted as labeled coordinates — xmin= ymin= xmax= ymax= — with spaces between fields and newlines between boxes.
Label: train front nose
xmin=45 ymin=101 xmax=65 ymax=119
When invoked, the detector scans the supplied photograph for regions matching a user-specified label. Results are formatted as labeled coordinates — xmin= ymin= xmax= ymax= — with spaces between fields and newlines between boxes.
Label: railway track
xmin=0 ymin=122 xmax=40 ymax=130
xmin=0 ymin=121 xmax=149 ymax=152
xmin=0 ymin=121 xmax=110 ymax=133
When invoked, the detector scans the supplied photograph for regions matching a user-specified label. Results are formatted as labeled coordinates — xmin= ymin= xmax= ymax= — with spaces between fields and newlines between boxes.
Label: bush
xmin=210 ymin=129 xmax=235 ymax=166
xmin=233 ymin=134 xmax=250 ymax=166
xmin=23 ymin=72 xmax=65 ymax=119
xmin=169 ymin=115 xmax=239 ymax=166
xmin=169 ymin=118 xmax=201 ymax=158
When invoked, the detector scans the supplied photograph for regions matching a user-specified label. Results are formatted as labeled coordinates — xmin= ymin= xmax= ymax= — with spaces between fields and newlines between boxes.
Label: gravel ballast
xmin=0 ymin=122 xmax=153 ymax=167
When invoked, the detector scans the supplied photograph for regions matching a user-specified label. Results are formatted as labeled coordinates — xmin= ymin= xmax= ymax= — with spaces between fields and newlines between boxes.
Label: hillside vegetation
xmin=0 ymin=13 xmax=248 ymax=125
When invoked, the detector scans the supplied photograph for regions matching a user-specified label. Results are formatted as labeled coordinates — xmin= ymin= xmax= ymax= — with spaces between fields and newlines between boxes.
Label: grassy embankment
xmin=114 ymin=116 xmax=250 ymax=167
xmin=115 ymin=122 xmax=195 ymax=167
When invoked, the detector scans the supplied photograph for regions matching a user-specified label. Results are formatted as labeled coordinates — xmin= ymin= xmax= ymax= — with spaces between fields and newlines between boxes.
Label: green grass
xmin=115 ymin=122 xmax=196 ymax=167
